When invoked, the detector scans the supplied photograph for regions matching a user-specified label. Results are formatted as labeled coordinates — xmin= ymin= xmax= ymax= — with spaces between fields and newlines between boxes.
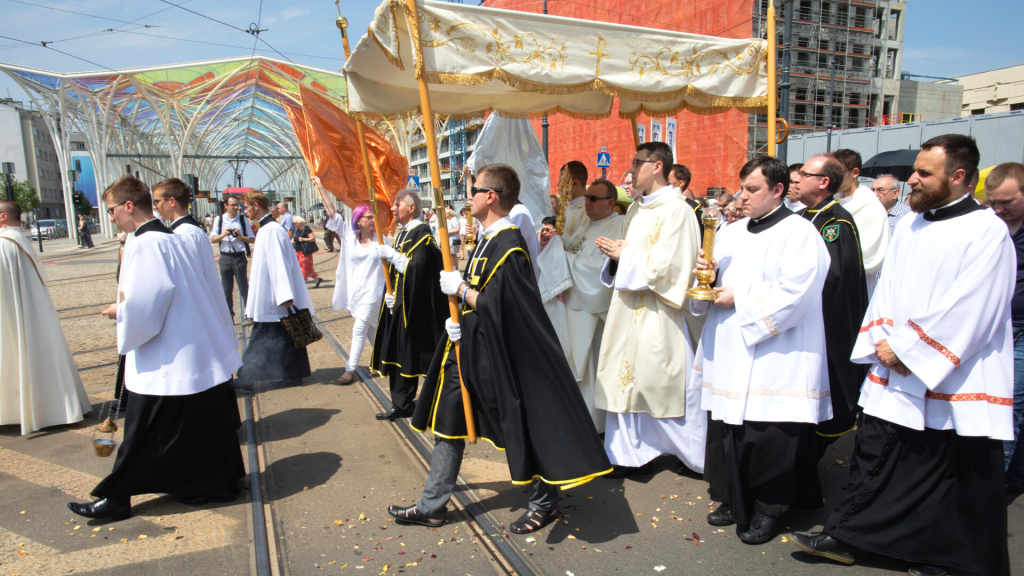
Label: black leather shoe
xmin=68 ymin=498 xmax=131 ymax=520
xmin=315 ymin=277 xmax=323 ymax=289
xmin=738 ymin=511 xmax=778 ymax=544
xmin=376 ymin=407 xmax=414 ymax=421
xmin=707 ymin=503 xmax=735 ymax=526
xmin=908 ymin=567 xmax=946 ymax=576
xmin=604 ymin=462 xmax=656 ymax=478
xmin=791 ymin=532 xmax=855 ymax=564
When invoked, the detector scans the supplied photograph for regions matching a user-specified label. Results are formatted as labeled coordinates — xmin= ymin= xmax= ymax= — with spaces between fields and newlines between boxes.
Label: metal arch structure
xmin=0 ymin=55 xmax=346 ymax=238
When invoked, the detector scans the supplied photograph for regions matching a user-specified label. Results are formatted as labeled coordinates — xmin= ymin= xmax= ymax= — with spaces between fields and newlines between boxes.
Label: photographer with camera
xmin=210 ymin=196 xmax=256 ymax=322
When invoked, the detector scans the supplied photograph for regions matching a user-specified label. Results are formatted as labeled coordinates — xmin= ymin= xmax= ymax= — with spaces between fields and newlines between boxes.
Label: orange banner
xmin=286 ymin=84 xmax=407 ymax=233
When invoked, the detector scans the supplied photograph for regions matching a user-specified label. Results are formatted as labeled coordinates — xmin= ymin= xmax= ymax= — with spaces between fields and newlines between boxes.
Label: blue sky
xmin=0 ymin=0 xmax=1019 ymax=187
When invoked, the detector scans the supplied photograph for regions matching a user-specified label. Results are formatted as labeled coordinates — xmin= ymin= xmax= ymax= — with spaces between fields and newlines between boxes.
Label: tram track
xmin=312 ymin=313 xmax=544 ymax=576
xmin=239 ymin=317 xmax=276 ymax=576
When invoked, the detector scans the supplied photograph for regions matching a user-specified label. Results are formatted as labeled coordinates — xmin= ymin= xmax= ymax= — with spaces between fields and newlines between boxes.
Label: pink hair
xmin=351 ymin=204 xmax=372 ymax=237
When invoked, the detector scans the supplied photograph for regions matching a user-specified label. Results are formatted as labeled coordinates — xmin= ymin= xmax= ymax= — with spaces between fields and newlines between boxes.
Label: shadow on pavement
xmin=264 ymin=451 xmax=342 ymax=500
xmin=259 ymin=407 xmax=340 ymax=442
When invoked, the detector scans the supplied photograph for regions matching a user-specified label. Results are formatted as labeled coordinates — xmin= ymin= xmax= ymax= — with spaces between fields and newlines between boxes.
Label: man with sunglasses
xmin=546 ymin=178 xmax=623 ymax=432
xmin=392 ymin=163 xmax=610 ymax=534
xmin=210 ymin=196 xmax=255 ymax=322
xmin=593 ymin=142 xmax=706 ymax=480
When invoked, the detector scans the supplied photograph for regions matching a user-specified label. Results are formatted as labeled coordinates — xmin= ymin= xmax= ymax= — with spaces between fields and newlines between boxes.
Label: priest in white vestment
xmin=831 ymin=149 xmax=890 ymax=294
xmin=595 ymin=142 xmax=706 ymax=478
xmin=153 ymin=178 xmax=236 ymax=346
xmin=551 ymin=179 xmax=623 ymax=432
xmin=0 ymin=201 xmax=90 ymax=435
xmin=693 ymin=156 xmax=831 ymax=545
xmin=313 ymin=177 xmax=386 ymax=385
xmin=69 ymin=176 xmax=244 ymax=521
xmin=793 ymin=135 xmax=1013 ymax=576
xmin=237 ymin=190 xmax=314 ymax=388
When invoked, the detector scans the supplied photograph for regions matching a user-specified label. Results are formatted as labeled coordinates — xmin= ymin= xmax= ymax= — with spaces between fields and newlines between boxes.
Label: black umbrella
xmin=308 ymin=202 xmax=324 ymax=211
xmin=861 ymin=149 xmax=920 ymax=181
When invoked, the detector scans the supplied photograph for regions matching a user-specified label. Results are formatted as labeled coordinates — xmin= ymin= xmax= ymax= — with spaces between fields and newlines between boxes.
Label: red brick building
xmin=482 ymin=0 xmax=754 ymax=197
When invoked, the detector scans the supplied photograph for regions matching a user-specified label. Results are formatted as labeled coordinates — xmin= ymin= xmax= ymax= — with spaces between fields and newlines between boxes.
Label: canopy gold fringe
xmin=368 ymin=25 xmax=404 ymax=71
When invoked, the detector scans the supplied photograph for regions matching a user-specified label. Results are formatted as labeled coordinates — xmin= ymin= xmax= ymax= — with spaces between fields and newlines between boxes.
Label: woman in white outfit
xmin=312 ymin=177 xmax=386 ymax=385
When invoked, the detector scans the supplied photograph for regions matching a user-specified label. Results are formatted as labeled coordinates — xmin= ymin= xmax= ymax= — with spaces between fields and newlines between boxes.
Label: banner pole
xmin=767 ymin=0 xmax=778 ymax=157
xmin=339 ymin=17 xmax=394 ymax=297
xmin=405 ymin=0 xmax=477 ymax=444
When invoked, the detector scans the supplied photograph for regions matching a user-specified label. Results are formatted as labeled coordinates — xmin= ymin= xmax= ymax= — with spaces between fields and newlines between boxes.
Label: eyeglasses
xmin=471 ymin=186 xmax=501 ymax=196
xmin=631 ymin=159 xmax=658 ymax=168
xmin=106 ymin=201 xmax=127 ymax=216
xmin=871 ymin=187 xmax=898 ymax=193
xmin=225 ymin=202 xmax=239 ymax=207
xmin=584 ymin=194 xmax=616 ymax=202
xmin=797 ymin=170 xmax=826 ymax=179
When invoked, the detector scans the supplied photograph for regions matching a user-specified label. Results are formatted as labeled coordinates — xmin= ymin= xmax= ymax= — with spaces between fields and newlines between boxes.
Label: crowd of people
xmin=1 ymin=128 xmax=1020 ymax=576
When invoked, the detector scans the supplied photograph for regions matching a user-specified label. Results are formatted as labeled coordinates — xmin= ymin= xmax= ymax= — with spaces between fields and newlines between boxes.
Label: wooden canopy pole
xmin=630 ymin=117 xmax=640 ymax=149
xmin=338 ymin=15 xmax=393 ymax=296
xmin=767 ymin=0 xmax=778 ymax=157
xmin=405 ymin=0 xmax=477 ymax=444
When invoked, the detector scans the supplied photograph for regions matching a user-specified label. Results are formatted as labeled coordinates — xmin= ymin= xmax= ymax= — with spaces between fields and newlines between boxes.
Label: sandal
xmin=387 ymin=505 xmax=444 ymax=528
xmin=509 ymin=509 xmax=555 ymax=534
xmin=337 ymin=371 xmax=356 ymax=385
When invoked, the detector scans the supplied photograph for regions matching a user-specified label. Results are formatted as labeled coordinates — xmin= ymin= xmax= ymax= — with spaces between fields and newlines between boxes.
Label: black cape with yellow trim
xmin=411 ymin=225 xmax=612 ymax=489
xmin=685 ymin=196 xmax=704 ymax=243
xmin=370 ymin=222 xmax=448 ymax=378
xmin=800 ymin=198 xmax=869 ymax=436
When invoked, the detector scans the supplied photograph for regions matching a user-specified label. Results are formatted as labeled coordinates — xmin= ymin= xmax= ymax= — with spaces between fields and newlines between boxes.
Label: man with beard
xmin=791 ymin=156 xmax=869 ymax=451
xmin=792 ymin=135 xmax=1013 ymax=576
xmin=370 ymin=191 xmax=448 ymax=421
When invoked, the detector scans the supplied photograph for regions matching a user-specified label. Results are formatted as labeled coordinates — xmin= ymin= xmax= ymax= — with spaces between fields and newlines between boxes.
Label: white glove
xmin=445 ymin=318 xmax=461 ymax=342
xmin=376 ymin=243 xmax=397 ymax=261
xmin=384 ymin=294 xmax=395 ymax=310
xmin=439 ymin=270 xmax=464 ymax=296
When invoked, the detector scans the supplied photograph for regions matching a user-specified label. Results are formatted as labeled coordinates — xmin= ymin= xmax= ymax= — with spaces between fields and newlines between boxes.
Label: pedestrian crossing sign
xmin=597 ymin=152 xmax=611 ymax=168
xmin=406 ymin=175 xmax=420 ymax=191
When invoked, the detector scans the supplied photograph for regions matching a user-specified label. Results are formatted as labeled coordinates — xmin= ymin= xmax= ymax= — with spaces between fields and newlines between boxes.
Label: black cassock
xmin=685 ymin=197 xmax=704 ymax=243
xmin=370 ymin=222 xmax=448 ymax=378
xmin=411 ymin=226 xmax=612 ymax=487
xmin=799 ymin=198 xmax=869 ymax=438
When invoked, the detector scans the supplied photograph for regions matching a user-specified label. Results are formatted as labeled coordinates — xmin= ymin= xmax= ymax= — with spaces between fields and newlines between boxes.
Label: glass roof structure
xmin=0 ymin=56 xmax=346 ymax=237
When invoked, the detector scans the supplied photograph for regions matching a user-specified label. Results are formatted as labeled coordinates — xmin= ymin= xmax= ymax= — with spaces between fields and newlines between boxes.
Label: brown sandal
xmin=510 ymin=509 xmax=555 ymax=534
xmin=337 ymin=371 xmax=355 ymax=385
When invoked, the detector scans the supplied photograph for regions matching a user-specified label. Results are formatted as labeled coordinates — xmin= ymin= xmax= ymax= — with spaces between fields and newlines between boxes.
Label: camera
xmin=230 ymin=229 xmax=240 ymax=237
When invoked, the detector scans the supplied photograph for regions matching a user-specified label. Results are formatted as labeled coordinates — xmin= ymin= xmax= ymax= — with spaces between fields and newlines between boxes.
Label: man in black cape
xmin=793 ymin=154 xmax=870 ymax=449
xmin=388 ymin=164 xmax=611 ymax=534
xmin=670 ymin=163 xmax=704 ymax=242
xmin=370 ymin=190 xmax=448 ymax=421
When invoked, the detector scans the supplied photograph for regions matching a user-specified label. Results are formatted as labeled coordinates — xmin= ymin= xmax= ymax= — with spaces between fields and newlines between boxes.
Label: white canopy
xmin=346 ymin=0 xmax=768 ymax=120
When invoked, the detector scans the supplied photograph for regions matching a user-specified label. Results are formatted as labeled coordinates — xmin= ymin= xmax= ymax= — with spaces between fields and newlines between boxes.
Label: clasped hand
xmin=875 ymin=339 xmax=911 ymax=377
xmin=596 ymin=237 xmax=626 ymax=260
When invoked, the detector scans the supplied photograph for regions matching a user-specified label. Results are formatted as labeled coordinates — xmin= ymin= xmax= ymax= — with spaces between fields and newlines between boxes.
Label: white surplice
xmin=693 ymin=208 xmax=833 ymax=426
xmin=0 ymin=226 xmax=90 ymax=434
xmin=853 ymin=203 xmax=1015 ymax=440
xmin=837 ymin=183 xmax=890 ymax=294
xmin=245 ymin=216 xmax=313 ymax=322
xmin=595 ymin=185 xmax=706 ymax=472
xmin=117 ymin=222 xmax=242 ymax=396
xmin=559 ymin=213 xmax=622 ymax=432
xmin=325 ymin=213 xmax=385 ymax=322
xmin=508 ymin=203 xmax=542 ymax=283
xmin=536 ymin=235 xmax=573 ymax=361
xmin=171 ymin=217 xmax=236 ymax=345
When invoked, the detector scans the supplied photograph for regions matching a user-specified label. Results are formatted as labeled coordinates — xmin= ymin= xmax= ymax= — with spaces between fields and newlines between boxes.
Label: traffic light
xmin=72 ymin=191 xmax=84 ymax=204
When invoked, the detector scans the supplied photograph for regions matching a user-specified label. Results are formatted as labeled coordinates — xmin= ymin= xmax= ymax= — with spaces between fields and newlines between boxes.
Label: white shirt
xmin=116 ymin=221 xmax=242 ymax=395
xmin=854 ymin=204 xmax=1014 ymax=440
xmin=171 ymin=216 xmax=236 ymax=344
xmin=210 ymin=212 xmax=254 ymax=253
xmin=325 ymin=213 xmax=385 ymax=322
xmin=245 ymin=215 xmax=314 ymax=322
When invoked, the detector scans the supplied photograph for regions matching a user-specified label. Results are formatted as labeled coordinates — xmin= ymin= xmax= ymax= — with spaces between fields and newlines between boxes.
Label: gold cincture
xmin=685 ymin=214 xmax=721 ymax=301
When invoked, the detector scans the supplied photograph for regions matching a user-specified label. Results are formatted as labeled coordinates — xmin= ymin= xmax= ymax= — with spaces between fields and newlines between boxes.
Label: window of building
xmin=888 ymin=11 xmax=900 ymax=40
xmin=819 ymin=39 xmax=830 ymax=51
xmin=971 ymin=108 xmax=986 ymax=116
xmin=37 ymin=167 xmax=43 ymax=179
xmin=815 ymin=105 xmax=826 ymax=127
xmin=794 ymin=87 xmax=808 ymax=100
xmin=815 ymin=89 xmax=827 ymax=102
xmin=797 ymin=52 xmax=810 ymax=66
xmin=847 ymin=108 xmax=860 ymax=127
xmin=852 ymin=43 xmax=865 ymax=55
xmin=848 ymin=93 xmax=862 ymax=105
xmin=798 ymin=0 xmax=812 ymax=20
xmin=1010 ymin=103 xmax=1024 ymax=111
xmin=885 ymin=49 xmax=897 ymax=78
xmin=797 ymin=36 xmax=810 ymax=48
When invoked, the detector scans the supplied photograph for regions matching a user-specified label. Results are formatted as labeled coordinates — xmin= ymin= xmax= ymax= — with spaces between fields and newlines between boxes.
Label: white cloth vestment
xmin=837 ymin=183 xmax=890 ymax=294
xmin=117 ymin=223 xmax=242 ymax=396
xmin=245 ymin=217 xmax=313 ymax=322
xmin=694 ymin=210 xmax=833 ymax=426
xmin=0 ymin=227 xmax=90 ymax=434
xmin=326 ymin=213 xmax=385 ymax=323
xmin=853 ymin=206 xmax=1014 ymax=440
xmin=171 ymin=217 xmax=236 ymax=345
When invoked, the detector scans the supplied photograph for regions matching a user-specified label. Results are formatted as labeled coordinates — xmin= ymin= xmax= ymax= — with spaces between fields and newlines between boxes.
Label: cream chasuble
xmin=694 ymin=209 xmax=833 ymax=425
xmin=560 ymin=213 xmax=623 ymax=430
xmin=853 ymin=202 xmax=1014 ymax=440
xmin=594 ymin=186 xmax=702 ymax=418
xmin=837 ymin=184 xmax=890 ymax=294
xmin=561 ymin=197 xmax=590 ymax=253
xmin=0 ymin=227 xmax=90 ymax=434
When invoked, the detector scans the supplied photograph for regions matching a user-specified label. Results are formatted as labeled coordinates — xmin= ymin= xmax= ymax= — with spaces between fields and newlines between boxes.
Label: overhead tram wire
xmin=0 ymin=34 xmax=118 ymax=71
xmin=157 ymin=0 xmax=296 ymax=64
xmin=112 ymin=29 xmax=344 ymax=62
xmin=5 ymin=0 xmax=165 ymax=27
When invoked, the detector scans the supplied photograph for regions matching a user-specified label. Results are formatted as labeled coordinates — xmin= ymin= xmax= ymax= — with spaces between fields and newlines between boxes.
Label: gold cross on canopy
xmin=589 ymin=37 xmax=610 ymax=76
